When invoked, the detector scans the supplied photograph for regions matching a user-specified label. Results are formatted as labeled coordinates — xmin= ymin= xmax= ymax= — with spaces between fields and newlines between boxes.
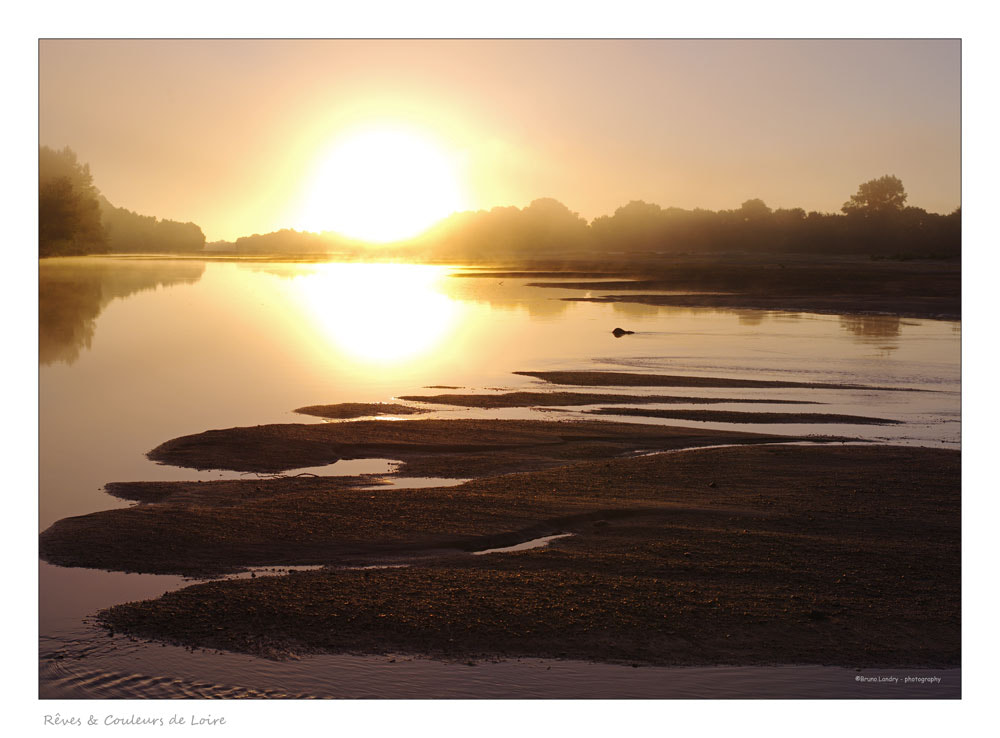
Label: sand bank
xmin=400 ymin=391 xmax=818 ymax=409
xmin=94 ymin=445 xmax=959 ymax=667
xmin=586 ymin=407 xmax=900 ymax=424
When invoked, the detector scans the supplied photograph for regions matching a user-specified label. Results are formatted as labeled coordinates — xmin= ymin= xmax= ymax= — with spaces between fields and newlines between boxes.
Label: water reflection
xmin=438 ymin=272 xmax=920 ymax=354
xmin=838 ymin=315 xmax=902 ymax=356
xmin=441 ymin=275 xmax=572 ymax=318
xmin=736 ymin=311 xmax=766 ymax=326
xmin=292 ymin=263 xmax=460 ymax=364
xmin=39 ymin=257 xmax=206 ymax=365
xmin=39 ymin=259 xmax=944 ymax=373
xmin=610 ymin=301 xmax=661 ymax=318
xmin=839 ymin=314 xmax=902 ymax=339
xmin=236 ymin=262 xmax=321 ymax=279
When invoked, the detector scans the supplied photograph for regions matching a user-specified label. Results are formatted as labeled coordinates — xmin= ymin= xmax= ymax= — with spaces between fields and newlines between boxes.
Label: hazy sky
xmin=40 ymin=39 xmax=960 ymax=242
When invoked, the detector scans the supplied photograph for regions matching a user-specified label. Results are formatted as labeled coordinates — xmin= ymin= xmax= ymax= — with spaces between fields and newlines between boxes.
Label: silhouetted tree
xmin=40 ymin=146 xmax=209 ymax=256
xmin=842 ymin=175 xmax=908 ymax=216
xmin=39 ymin=146 xmax=107 ymax=256
xmin=738 ymin=198 xmax=773 ymax=221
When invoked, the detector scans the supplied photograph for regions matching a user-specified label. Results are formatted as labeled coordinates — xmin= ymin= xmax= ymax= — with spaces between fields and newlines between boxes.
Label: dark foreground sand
xmin=42 ymin=419 xmax=816 ymax=575
xmin=92 ymin=445 xmax=959 ymax=667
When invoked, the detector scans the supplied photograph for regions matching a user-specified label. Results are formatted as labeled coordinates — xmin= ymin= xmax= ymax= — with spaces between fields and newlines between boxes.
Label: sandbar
xmin=400 ymin=391 xmax=818 ymax=409
xmin=94 ymin=445 xmax=959 ymax=667
xmin=586 ymin=407 xmax=900 ymax=425
xmin=295 ymin=403 xmax=427 ymax=419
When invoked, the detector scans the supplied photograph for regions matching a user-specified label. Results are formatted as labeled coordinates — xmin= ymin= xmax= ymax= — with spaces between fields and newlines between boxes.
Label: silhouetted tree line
xmin=42 ymin=148 xmax=957 ymax=260
xmin=218 ymin=202 xmax=590 ymax=257
xmin=40 ymin=146 xmax=206 ymax=257
xmin=421 ymin=176 xmax=959 ymax=260
xmin=422 ymin=198 xmax=591 ymax=259
xmin=229 ymin=229 xmax=349 ymax=254
xmin=221 ymin=180 xmax=959 ymax=259
xmin=98 ymin=196 xmax=205 ymax=254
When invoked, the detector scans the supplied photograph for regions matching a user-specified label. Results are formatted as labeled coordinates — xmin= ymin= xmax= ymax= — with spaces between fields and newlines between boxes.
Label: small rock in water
xmin=611 ymin=327 xmax=635 ymax=337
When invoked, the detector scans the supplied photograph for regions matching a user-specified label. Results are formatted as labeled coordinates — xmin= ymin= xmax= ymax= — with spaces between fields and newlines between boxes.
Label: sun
xmin=295 ymin=125 xmax=467 ymax=243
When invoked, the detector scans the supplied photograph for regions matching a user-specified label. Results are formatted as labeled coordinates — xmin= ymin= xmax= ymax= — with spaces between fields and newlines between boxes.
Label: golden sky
xmin=39 ymin=39 xmax=960 ymax=242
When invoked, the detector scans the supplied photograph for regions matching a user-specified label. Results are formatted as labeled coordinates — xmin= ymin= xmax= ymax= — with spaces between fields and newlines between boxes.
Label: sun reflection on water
xmin=292 ymin=263 xmax=461 ymax=365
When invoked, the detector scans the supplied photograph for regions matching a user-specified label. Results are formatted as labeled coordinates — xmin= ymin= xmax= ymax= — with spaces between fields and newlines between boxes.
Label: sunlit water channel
xmin=38 ymin=256 xmax=961 ymax=698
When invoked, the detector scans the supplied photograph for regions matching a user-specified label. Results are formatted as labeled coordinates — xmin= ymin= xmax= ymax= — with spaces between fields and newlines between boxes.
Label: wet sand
xmin=514 ymin=370 xmax=903 ymax=390
xmin=585 ymin=407 xmax=900 ymax=425
xmin=295 ymin=402 xmax=427 ymax=419
xmin=143 ymin=418 xmax=808 ymax=476
xmin=400 ymin=391 xmax=818 ymax=409
xmin=94 ymin=445 xmax=959 ymax=668
xmin=41 ymin=419 xmax=819 ymax=576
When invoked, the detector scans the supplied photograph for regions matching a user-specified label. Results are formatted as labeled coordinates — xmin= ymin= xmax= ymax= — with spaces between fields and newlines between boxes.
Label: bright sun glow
xmin=294 ymin=263 xmax=460 ymax=364
xmin=296 ymin=126 xmax=467 ymax=243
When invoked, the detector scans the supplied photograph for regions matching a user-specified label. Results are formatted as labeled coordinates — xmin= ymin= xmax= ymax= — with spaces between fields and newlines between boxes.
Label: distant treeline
xmin=39 ymin=146 xmax=205 ymax=257
xmin=419 ymin=176 xmax=959 ymax=260
xmin=223 ymin=228 xmax=358 ymax=255
xmin=41 ymin=146 xmax=958 ymax=260
xmin=219 ymin=176 xmax=959 ymax=260
xmin=98 ymin=196 xmax=205 ymax=255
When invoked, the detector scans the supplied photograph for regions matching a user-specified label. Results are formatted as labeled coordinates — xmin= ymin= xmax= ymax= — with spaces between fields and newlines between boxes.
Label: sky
xmin=39 ymin=39 xmax=961 ymax=242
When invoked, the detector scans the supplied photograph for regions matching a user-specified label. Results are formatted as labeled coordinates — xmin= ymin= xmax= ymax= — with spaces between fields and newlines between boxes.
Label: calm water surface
xmin=38 ymin=256 xmax=961 ymax=699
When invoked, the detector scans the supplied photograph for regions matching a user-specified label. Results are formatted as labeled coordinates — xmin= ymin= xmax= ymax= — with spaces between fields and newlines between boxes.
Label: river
xmin=38 ymin=256 xmax=961 ymax=699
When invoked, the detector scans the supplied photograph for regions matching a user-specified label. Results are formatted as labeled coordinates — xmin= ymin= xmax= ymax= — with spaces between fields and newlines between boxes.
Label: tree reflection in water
xmin=39 ymin=257 xmax=206 ymax=365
